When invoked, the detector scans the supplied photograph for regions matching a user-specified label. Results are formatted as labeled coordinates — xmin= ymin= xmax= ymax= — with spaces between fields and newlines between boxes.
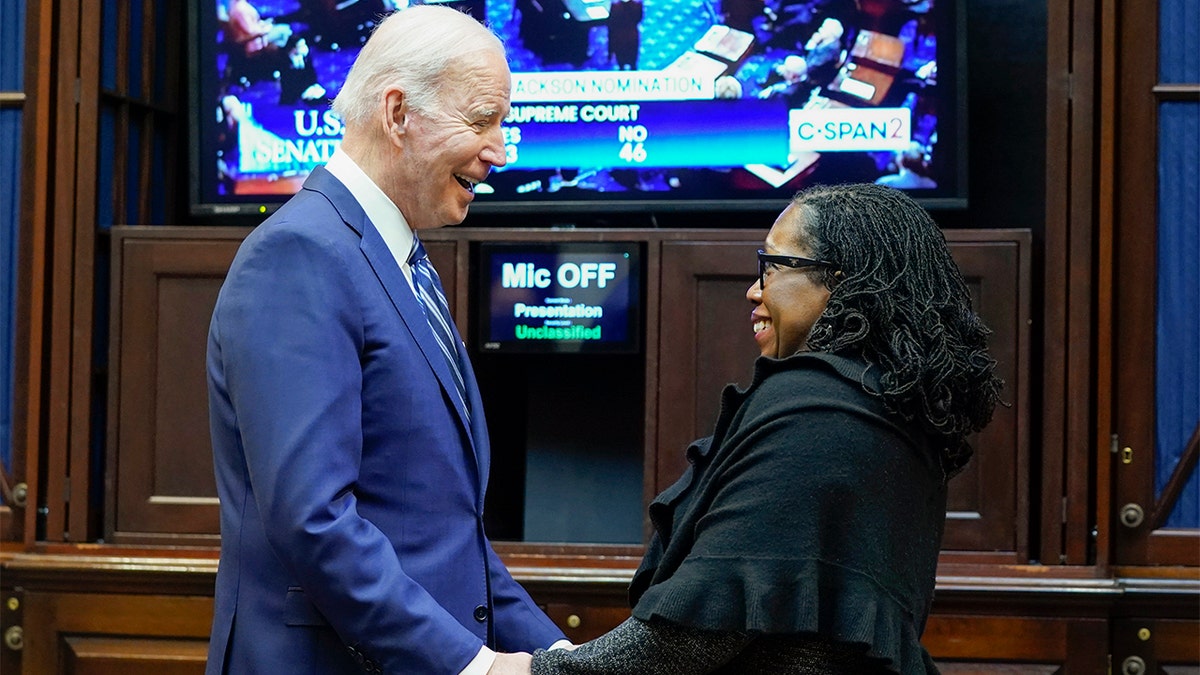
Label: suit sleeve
xmin=487 ymin=544 xmax=569 ymax=651
xmin=212 ymin=226 xmax=485 ymax=673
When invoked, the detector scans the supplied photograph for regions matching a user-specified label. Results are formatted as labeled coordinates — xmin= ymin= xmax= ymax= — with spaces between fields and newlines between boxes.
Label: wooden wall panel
xmin=941 ymin=238 xmax=1028 ymax=559
xmin=925 ymin=615 xmax=1109 ymax=673
xmin=7 ymin=577 xmax=1185 ymax=674
xmin=1 ymin=554 xmax=1195 ymax=673
xmin=63 ymin=637 xmax=207 ymax=675
xmin=1112 ymin=618 xmax=1200 ymax=674
xmin=540 ymin=602 xmax=631 ymax=644
xmin=657 ymin=238 xmax=763 ymax=492
xmin=99 ymin=228 xmax=1029 ymax=556
xmin=106 ymin=229 xmax=249 ymax=545
xmin=933 ymin=659 xmax=1113 ymax=674
xmin=21 ymin=591 xmax=213 ymax=675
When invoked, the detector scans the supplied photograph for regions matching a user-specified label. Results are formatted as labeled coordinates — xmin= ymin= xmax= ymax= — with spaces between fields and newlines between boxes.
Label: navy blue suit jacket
xmin=206 ymin=166 xmax=564 ymax=673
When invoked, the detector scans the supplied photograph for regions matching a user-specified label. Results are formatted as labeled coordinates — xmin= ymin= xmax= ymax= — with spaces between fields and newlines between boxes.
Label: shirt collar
xmin=325 ymin=148 xmax=414 ymax=272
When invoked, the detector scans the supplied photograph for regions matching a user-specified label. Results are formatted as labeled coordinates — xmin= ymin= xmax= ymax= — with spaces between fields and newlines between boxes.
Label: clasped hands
xmin=487 ymin=651 xmax=533 ymax=674
xmin=489 ymin=642 xmax=578 ymax=674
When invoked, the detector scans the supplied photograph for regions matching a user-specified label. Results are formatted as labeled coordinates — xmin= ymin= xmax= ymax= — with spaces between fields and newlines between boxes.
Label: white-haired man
xmin=206 ymin=7 xmax=567 ymax=673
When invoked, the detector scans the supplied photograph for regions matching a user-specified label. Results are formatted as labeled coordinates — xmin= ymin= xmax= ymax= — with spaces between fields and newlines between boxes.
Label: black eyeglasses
xmin=757 ymin=249 xmax=839 ymax=289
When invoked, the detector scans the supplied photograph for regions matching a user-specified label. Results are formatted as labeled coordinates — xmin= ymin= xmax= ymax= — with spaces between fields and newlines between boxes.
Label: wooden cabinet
xmin=0 ymin=225 xmax=1178 ymax=674
xmin=0 ymin=554 xmax=217 ymax=675
xmin=3 ymin=556 xmax=1194 ymax=674
xmin=22 ymin=593 xmax=211 ymax=674
xmin=103 ymin=227 xmax=1031 ymax=562
xmin=923 ymin=615 xmax=1110 ymax=673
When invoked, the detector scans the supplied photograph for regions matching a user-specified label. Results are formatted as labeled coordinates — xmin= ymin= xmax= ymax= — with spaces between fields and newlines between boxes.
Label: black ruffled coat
xmin=630 ymin=352 xmax=946 ymax=674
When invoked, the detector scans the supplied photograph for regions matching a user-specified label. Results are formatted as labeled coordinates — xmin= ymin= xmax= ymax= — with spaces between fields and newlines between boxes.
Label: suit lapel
xmin=301 ymin=167 xmax=479 ymax=454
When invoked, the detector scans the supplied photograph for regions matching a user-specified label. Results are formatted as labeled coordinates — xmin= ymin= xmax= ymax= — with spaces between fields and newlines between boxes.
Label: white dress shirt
xmin=323 ymin=149 xmax=417 ymax=292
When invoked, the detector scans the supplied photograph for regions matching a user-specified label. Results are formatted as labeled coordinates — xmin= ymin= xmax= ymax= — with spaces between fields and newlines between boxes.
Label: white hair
xmin=782 ymin=54 xmax=808 ymax=78
xmin=713 ymin=75 xmax=743 ymax=99
xmin=819 ymin=17 xmax=844 ymax=40
xmin=331 ymin=6 xmax=506 ymax=129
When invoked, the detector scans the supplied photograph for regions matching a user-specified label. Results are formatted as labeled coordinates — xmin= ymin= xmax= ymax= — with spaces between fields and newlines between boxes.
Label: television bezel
xmin=472 ymin=240 xmax=644 ymax=355
xmin=186 ymin=2 xmax=968 ymax=218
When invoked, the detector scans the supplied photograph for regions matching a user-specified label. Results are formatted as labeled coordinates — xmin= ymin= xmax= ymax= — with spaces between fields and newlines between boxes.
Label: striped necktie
xmin=408 ymin=236 xmax=469 ymax=420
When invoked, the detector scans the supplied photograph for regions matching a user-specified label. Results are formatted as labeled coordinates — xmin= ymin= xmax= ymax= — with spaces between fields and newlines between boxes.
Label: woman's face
xmin=746 ymin=203 xmax=833 ymax=358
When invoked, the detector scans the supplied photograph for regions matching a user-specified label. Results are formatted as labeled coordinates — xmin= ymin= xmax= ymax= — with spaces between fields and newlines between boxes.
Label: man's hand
xmin=487 ymin=652 xmax=533 ymax=675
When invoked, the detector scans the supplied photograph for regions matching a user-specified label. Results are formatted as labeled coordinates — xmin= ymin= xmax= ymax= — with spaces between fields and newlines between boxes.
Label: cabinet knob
xmin=1121 ymin=655 xmax=1146 ymax=675
xmin=1119 ymin=503 xmax=1145 ymax=528
xmin=10 ymin=483 xmax=27 ymax=508
xmin=3 ymin=626 xmax=22 ymax=651
xmin=566 ymin=614 xmax=582 ymax=629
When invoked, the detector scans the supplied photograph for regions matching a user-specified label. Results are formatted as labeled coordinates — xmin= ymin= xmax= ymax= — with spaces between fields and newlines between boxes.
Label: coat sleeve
xmin=211 ymin=224 xmax=485 ymax=673
xmin=487 ymin=544 xmax=569 ymax=651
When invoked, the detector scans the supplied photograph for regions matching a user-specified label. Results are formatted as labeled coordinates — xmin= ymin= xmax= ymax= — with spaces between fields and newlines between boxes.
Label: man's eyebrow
xmin=474 ymin=107 xmax=509 ymax=124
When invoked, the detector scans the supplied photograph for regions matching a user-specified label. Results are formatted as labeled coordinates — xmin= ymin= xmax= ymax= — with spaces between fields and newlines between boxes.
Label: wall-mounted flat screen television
xmin=474 ymin=241 xmax=642 ymax=353
xmin=191 ymin=0 xmax=964 ymax=216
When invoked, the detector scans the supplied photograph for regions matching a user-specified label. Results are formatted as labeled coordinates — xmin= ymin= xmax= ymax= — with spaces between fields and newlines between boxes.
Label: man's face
xmin=394 ymin=49 xmax=511 ymax=230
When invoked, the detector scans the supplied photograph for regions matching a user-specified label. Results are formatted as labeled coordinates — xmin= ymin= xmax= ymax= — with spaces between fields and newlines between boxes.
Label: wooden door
xmin=1110 ymin=0 xmax=1199 ymax=567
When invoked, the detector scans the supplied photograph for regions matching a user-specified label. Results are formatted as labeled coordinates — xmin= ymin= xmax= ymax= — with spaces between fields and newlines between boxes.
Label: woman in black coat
xmin=533 ymin=183 xmax=1003 ymax=674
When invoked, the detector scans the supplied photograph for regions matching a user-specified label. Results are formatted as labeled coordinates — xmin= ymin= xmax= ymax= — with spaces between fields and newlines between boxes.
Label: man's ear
xmin=381 ymin=87 xmax=407 ymax=145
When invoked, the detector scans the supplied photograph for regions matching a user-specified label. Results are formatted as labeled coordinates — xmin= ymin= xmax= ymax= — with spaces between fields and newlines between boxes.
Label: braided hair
xmin=793 ymin=183 xmax=1003 ymax=474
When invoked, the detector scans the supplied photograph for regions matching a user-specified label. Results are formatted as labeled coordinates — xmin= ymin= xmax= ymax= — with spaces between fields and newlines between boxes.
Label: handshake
xmin=490 ymin=641 xmax=577 ymax=674
xmin=489 ymin=652 xmax=533 ymax=675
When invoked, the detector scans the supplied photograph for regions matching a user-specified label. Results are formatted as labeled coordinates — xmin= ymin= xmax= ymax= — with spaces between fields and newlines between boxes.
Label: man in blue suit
xmin=205 ymin=7 xmax=567 ymax=673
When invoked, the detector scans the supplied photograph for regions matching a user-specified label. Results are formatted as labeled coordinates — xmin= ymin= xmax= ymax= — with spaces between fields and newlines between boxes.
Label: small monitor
xmin=475 ymin=242 xmax=642 ymax=354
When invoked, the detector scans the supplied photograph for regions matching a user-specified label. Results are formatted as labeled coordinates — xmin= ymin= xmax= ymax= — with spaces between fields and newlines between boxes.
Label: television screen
xmin=191 ymin=0 xmax=963 ymax=216
xmin=475 ymin=242 xmax=642 ymax=353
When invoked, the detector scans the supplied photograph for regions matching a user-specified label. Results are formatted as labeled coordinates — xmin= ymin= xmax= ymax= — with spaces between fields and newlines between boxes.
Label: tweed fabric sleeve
xmin=531 ymin=617 xmax=751 ymax=675
xmin=531 ymin=616 xmax=898 ymax=674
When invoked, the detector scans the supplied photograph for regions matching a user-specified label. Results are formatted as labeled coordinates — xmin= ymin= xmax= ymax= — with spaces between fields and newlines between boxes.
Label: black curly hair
xmin=789 ymin=183 xmax=1003 ymax=474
